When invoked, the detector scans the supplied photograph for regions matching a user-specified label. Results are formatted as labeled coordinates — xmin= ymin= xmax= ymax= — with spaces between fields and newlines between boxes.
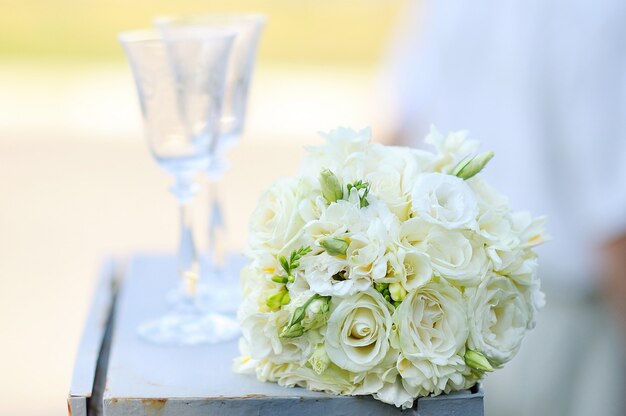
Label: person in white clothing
xmin=386 ymin=1 xmax=626 ymax=415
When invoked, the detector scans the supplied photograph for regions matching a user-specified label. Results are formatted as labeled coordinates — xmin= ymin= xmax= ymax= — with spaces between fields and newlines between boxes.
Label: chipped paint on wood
xmin=141 ymin=398 xmax=167 ymax=413
xmin=66 ymin=397 xmax=86 ymax=416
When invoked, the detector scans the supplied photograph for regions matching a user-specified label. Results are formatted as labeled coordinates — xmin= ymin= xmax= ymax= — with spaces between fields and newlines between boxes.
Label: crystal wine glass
xmin=119 ymin=28 xmax=240 ymax=345
xmin=155 ymin=14 xmax=266 ymax=313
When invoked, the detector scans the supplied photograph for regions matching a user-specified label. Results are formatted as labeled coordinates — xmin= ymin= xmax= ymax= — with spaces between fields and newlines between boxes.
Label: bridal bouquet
xmin=234 ymin=127 xmax=546 ymax=408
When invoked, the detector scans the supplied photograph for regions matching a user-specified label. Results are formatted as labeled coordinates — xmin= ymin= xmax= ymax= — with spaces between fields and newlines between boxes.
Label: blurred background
xmin=2 ymin=1 xmax=625 ymax=415
xmin=0 ymin=1 xmax=406 ymax=415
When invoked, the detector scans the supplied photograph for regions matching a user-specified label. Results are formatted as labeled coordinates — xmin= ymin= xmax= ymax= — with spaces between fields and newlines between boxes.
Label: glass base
xmin=137 ymin=310 xmax=240 ymax=346
xmin=164 ymin=284 xmax=240 ymax=315
xmin=166 ymin=253 xmax=245 ymax=314
xmin=138 ymin=253 xmax=246 ymax=346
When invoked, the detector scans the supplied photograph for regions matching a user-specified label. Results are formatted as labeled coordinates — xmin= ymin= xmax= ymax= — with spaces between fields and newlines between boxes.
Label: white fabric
xmin=388 ymin=0 xmax=626 ymax=290
xmin=387 ymin=2 xmax=626 ymax=414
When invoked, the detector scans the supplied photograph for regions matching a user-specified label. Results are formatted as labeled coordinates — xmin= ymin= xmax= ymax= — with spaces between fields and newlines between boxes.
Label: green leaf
xmin=279 ymin=256 xmax=290 ymax=275
xmin=293 ymin=246 xmax=312 ymax=262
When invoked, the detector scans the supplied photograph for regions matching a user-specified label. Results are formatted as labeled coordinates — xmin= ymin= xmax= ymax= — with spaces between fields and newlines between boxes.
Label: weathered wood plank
xmin=417 ymin=386 xmax=483 ymax=415
xmin=101 ymin=254 xmax=483 ymax=416
xmin=68 ymin=259 xmax=118 ymax=416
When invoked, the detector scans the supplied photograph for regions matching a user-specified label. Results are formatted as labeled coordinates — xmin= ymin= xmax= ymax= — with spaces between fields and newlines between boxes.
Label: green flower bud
xmin=375 ymin=282 xmax=388 ymax=293
xmin=271 ymin=275 xmax=288 ymax=284
xmin=280 ymin=291 xmax=291 ymax=305
xmin=451 ymin=151 xmax=494 ymax=180
xmin=319 ymin=237 xmax=349 ymax=256
xmin=303 ymin=297 xmax=331 ymax=330
xmin=291 ymin=305 xmax=307 ymax=326
xmin=308 ymin=345 xmax=330 ymax=375
xmin=266 ymin=288 xmax=288 ymax=311
xmin=320 ymin=297 xmax=331 ymax=314
xmin=280 ymin=322 xmax=304 ymax=338
xmin=464 ymin=349 xmax=494 ymax=372
xmin=319 ymin=168 xmax=343 ymax=203
xmin=280 ymin=294 xmax=329 ymax=339
xmin=389 ymin=282 xmax=407 ymax=302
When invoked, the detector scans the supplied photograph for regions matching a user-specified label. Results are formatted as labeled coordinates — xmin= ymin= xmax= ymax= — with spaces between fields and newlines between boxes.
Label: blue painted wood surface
xmin=70 ymin=255 xmax=484 ymax=416
xmin=67 ymin=259 xmax=117 ymax=416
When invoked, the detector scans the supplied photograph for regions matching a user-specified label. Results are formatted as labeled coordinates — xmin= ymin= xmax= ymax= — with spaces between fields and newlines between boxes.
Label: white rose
xmin=411 ymin=173 xmax=478 ymax=230
xmin=248 ymin=177 xmax=309 ymax=257
xmin=466 ymin=273 xmax=533 ymax=365
xmin=271 ymin=361 xmax=358 ymax=395
xmin=325 ymin=289 xmax=394 ymax=373
xmin=423 ymin=228 xmax=488 ymax=286
xmin=391 ymin=279 xmax=468 ymax=365
xmin=371 ymin=367 xmax=416 ymax=409
xmin=255 ymin=359 xmax=296 ymax=384
xmin=363 ymin=145 xmax=423 ymax=221
xmin=396 ymin=355 xmax=473 ymax=397
xmin=366 ymin=164 xmax=410 ymax=220
xmin=391 ymin=279 xmax=470 ymax=396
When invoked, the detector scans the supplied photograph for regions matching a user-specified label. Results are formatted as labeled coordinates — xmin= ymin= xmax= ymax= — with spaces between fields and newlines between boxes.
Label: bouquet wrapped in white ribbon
xmin=234 ymin=127 xmax=546 ymax=408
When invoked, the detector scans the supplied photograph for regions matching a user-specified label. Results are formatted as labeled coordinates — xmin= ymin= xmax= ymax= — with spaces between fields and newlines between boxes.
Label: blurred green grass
xmin=0 ymin=0 xmax=406 ymax=66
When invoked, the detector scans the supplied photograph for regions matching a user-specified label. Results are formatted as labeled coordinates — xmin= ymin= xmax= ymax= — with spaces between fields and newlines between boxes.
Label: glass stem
xmin=171 ymin=173 xmax=199 ymax=296
xmin=207 ymin=178 xmax=226 ymax=273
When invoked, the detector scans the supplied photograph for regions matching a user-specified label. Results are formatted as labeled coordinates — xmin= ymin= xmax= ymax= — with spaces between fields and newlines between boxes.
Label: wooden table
xmin=68 ymin=255 xmax=484 ymax=416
